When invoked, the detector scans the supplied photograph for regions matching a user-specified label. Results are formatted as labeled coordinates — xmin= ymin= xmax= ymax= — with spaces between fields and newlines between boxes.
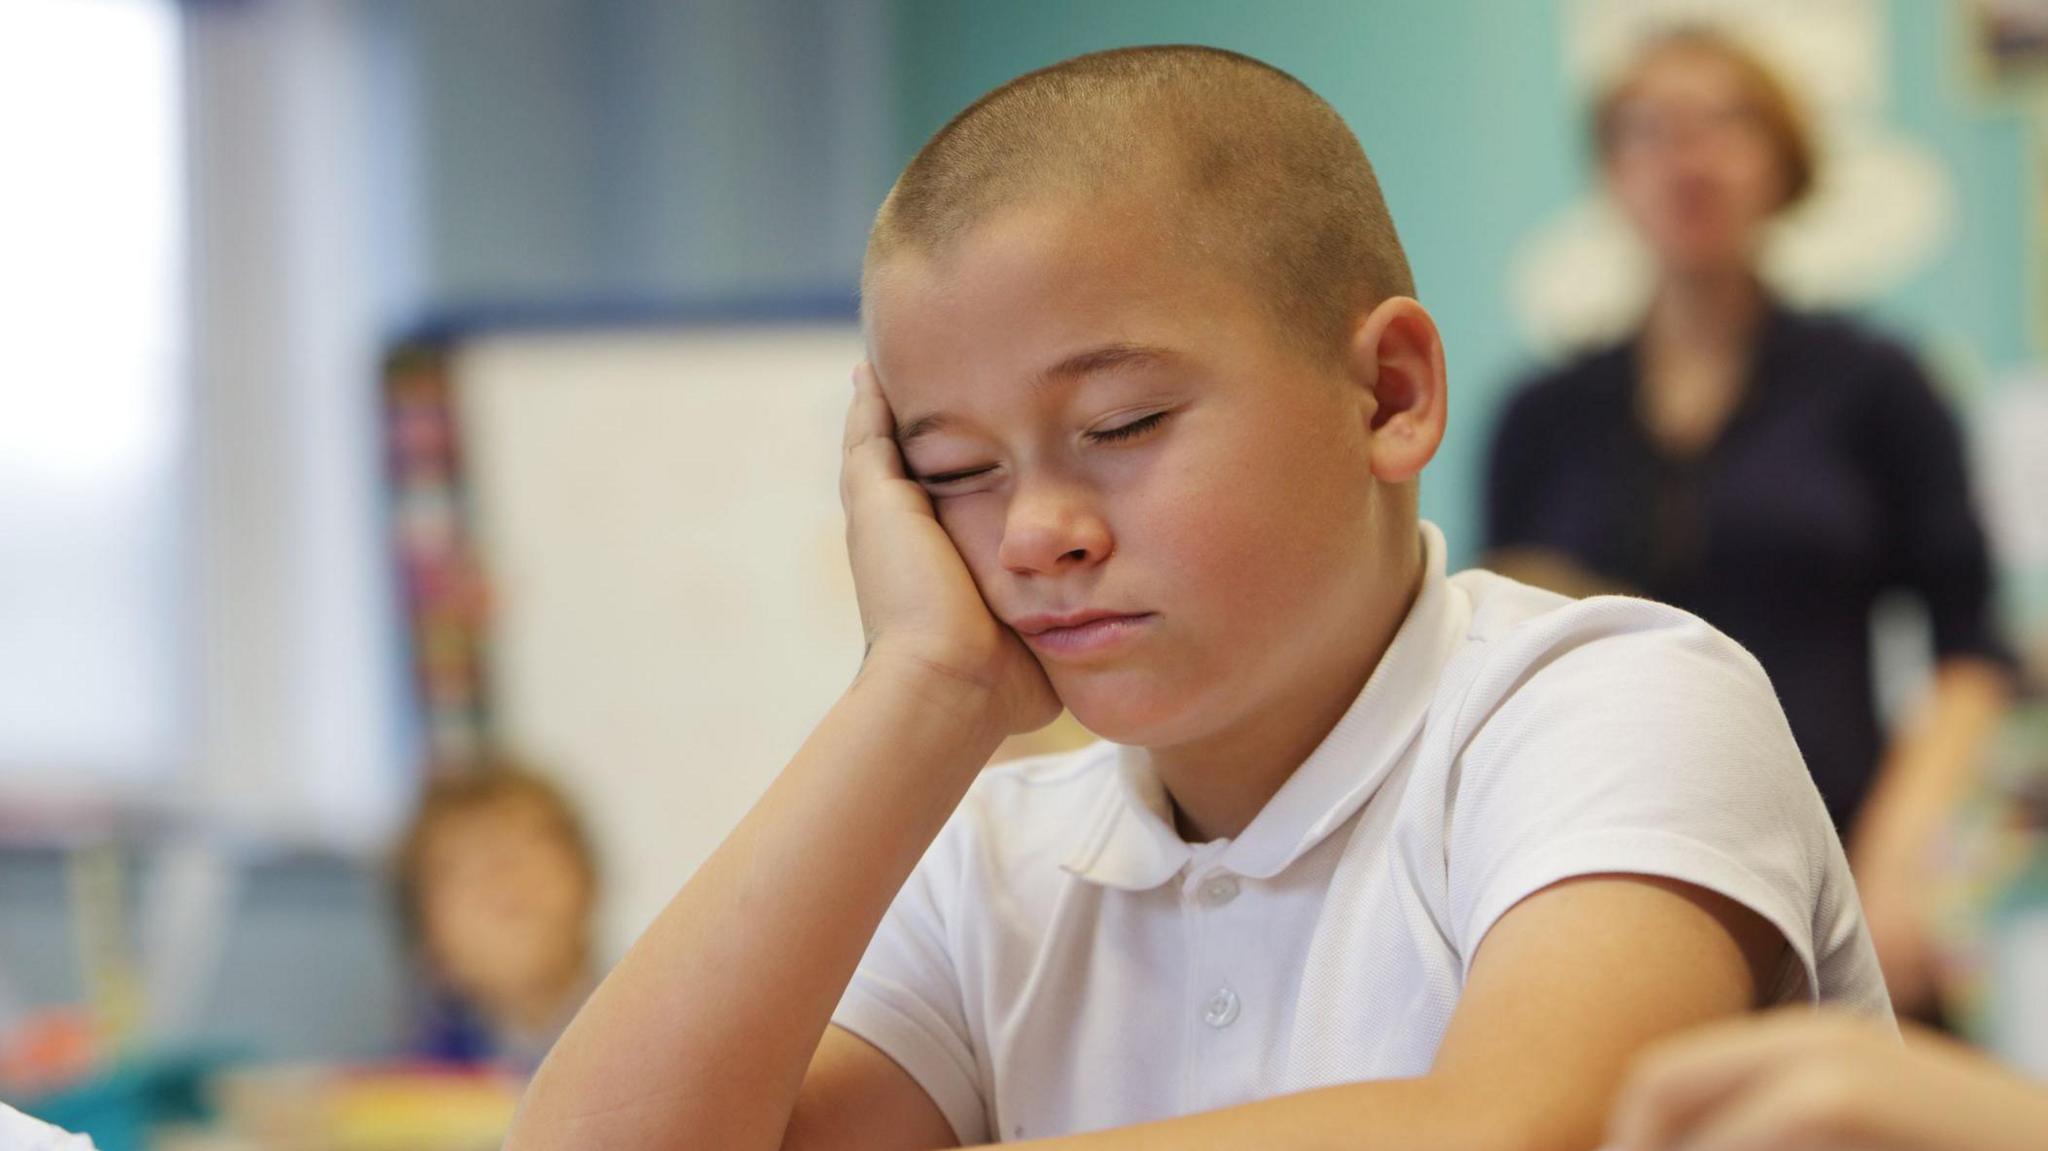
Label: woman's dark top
xmin=1486 ymin=302 xmax=2009 ymax=833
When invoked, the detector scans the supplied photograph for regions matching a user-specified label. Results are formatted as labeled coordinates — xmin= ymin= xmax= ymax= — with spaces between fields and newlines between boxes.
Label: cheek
xmin=933 ymin=497 xmax=1009 ymax=587
xmin=1729 ymin=150 xmax=1788 ymax=217
xmin=530 ymin=852 xmax=589 ymax=918
xmin=1608 ymin=162 xmax=1661 ymax=221
xmin=1053 ymin=486 xmax=1347 ymax=740
xmin=1137 ymin=423 xmax=1361 ymax=618
xmin=423 ymin=890 xmax=483 ymax=959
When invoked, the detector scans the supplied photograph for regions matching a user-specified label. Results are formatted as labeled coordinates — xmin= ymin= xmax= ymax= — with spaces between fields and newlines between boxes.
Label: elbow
xmin=502 ymin=1081 xmax=574 ymax=1151
xmin=501 ymin=1075 xmax=651 ymax=1151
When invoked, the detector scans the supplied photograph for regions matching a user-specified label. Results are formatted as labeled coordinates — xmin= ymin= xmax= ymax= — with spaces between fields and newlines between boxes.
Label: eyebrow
xmin=893 ymin=342 xmax=1178 ymax=444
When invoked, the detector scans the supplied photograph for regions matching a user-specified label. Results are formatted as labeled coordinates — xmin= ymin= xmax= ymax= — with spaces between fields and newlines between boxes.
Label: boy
xmin=508 ymin=46 xmax=1887 ymax=1151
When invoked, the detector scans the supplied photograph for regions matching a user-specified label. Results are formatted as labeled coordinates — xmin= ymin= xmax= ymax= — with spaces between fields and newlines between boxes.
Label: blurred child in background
xmin=394 ymin=758 xmax=599 ymax=1076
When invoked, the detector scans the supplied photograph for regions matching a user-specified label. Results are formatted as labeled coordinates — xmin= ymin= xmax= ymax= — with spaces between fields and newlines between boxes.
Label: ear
xmin=1344 ymin=296 xmax=1448 ymax=485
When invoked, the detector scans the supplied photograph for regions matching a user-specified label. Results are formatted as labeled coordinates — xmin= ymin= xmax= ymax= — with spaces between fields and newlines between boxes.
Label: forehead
xmin=864 ymin=195 xmax=1282 ymax=411
xmin=424 ymin=793 xmax=561 ymax=851
xmin=1622 ymin=45 xmax=1753 ymax=107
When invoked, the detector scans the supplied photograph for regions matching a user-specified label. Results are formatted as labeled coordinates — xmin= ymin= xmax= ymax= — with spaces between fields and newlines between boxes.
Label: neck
xmin=482 ymin=950 xmax=591 ymax=1038
xmin=1152 ymin=521 xmax=1426 ymax=843
xmin=1646 ymin=266 xmax=1764 ymax=356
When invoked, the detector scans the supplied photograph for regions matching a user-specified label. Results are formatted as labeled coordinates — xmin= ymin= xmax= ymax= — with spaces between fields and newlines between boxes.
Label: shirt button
xmin=1202 ymin=987 xmax=1241 ymax=1029
xmin=1198 ymin=875 xmax=1241 ymax=906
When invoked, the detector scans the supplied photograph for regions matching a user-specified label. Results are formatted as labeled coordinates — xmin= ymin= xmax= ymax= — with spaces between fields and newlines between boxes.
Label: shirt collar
xmin=1061 ymin=520 xmax=1468 ymax=890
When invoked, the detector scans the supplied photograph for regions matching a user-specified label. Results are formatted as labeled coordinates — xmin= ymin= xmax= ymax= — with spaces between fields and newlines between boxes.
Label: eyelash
xmin=917 ymin=411 xmax=1171 ymax=488
xmin=1087 ymin=410 xmax=1169 ymax=444
xmin=920 ymin=465 xmax=994 ymax=487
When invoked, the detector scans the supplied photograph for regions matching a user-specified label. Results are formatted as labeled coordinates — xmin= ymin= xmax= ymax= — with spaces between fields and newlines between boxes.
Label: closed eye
xmin=917 ymin=464 xmax=996 ymax=488
xmin=1088 ymin=410 xmax=1170 ymax=444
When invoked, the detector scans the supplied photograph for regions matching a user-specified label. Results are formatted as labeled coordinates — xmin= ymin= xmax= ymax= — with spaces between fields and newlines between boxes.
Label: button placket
xmin=1201 ymin=986 xmax=1241 ymax=1029
xmin=1185 ymin=869 xmax=1245 ymax=1032
xmin=1197 ymin=874 xmax=1240 ymax=907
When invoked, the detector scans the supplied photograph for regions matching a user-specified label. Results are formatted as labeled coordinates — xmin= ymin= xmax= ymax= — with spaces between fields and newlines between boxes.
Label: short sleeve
xmin=830 ymin=823 xmax=989 ymax=1145
xmin=1858 ymin=347 xmax=2014 ymax=668
xmin=1447 ymin=601 xmax=1863 ymax=1006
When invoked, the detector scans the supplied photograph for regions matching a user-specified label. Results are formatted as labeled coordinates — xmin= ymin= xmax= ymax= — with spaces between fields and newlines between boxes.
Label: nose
xmin=996 ymin=477 xmax=1113 ymax=576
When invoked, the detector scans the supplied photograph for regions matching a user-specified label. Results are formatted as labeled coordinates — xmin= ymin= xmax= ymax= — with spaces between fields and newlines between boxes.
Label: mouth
xmin=1009 ymin=610 xmax=1155 ymax=657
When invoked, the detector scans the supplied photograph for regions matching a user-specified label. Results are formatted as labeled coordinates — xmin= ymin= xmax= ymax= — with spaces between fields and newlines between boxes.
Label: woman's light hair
xmin=1593 ymin=26 xmax=1818 ymax=212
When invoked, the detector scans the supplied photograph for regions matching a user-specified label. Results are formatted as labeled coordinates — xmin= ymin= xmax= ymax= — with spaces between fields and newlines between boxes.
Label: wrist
xmin=854 ymin=643 xmax=1011 ymax=749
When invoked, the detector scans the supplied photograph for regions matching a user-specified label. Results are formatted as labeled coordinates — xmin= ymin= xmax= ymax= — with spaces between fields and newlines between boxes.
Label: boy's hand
xmin=842 ymin=362 xmax=1058 ymax=737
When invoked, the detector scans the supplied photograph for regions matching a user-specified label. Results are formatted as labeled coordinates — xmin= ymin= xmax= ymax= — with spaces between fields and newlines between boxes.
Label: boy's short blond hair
xmin=866 ymin=45 xmax=1414 ymax=358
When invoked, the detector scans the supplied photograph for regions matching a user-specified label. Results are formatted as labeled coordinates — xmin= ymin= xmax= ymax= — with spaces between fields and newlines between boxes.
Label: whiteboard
xmin=452 ymin=324 xmax=868 ymax=958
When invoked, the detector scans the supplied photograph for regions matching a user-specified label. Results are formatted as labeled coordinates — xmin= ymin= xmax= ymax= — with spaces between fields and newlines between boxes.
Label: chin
xmin=1053 ymin=668 xmax=1215 ymax=749
xmin=1657 ymin=231 xmax=1752 ymax=275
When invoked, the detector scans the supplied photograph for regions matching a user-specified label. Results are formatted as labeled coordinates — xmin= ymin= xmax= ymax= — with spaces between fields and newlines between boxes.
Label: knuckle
xmin=1626 ymin=1041 xmax=1689 ymax=1104
xmin=1786 ymin=1066 xmax=1863 ymax=1133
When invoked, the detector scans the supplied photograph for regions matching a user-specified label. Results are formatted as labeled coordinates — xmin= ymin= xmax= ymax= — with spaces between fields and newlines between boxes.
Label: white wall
xmin=454 ymin=324 xmax=867 ymax=957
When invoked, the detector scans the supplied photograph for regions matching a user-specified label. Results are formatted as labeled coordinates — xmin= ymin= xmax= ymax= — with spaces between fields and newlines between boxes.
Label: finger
xmin=1669 ymin=1065 xmax=1872 ymax=1151
xmin=1610 ymin=1012 xmax=1867 ymax=1150
xmin=842 ymin=361 xmax=899 ymax=461
xmin=841 ymin=361 xmax=910 ymax=504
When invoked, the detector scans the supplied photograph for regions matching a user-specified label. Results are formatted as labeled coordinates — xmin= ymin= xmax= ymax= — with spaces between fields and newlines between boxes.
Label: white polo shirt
xmin=832 ymin=521 xmax=1890 ymax=1144
xmin=0 ymin=1105 xmax=95 ymax=1150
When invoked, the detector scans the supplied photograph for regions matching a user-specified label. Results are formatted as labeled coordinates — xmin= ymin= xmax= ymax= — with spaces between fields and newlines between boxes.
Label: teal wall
xmin=887 ymin=0 xmax=2040 ymax=568
xmin=1867 ymin=0 xmax=2037 ymax=387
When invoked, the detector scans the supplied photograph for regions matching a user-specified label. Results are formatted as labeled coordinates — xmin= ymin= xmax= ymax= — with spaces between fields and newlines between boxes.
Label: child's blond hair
xmin=866 ymin=45 xmax=1414 ymax=360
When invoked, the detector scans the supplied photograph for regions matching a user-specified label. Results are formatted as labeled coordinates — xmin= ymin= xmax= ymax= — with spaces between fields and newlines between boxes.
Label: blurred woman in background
xmin=1485 ymin=27 xmax=2012 ymax=1018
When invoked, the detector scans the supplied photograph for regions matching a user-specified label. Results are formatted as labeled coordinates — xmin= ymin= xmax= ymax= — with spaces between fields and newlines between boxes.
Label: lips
xmin=1009 ymin=610 xmax=1154 ymax=657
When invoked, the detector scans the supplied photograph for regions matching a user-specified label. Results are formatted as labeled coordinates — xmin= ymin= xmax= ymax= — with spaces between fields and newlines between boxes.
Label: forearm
xmin=994 ymin=1075 xmax=1578 ymax=1151
xmin=508 ymin=659 xmax=1004 ymax=1151
xmin=1852 ymin=658 xmax=2011 ymax=873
